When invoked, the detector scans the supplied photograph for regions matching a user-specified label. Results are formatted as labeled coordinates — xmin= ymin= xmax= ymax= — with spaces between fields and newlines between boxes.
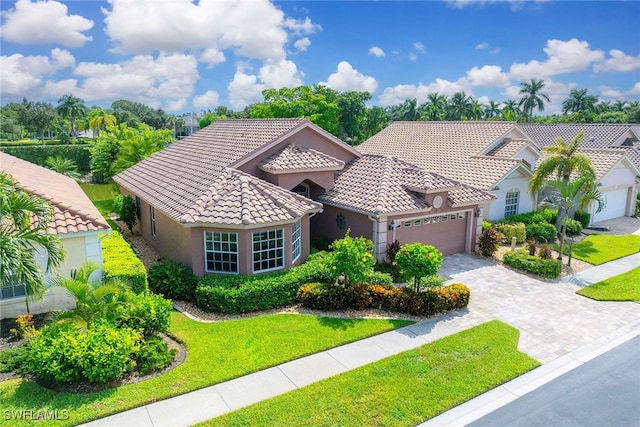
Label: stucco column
xmin=371 ymin=217 xmax=387 ymax=262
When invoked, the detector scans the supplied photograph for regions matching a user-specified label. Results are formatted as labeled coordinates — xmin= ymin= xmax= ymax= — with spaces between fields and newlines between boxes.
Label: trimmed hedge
xmin=0 ymin=144 xmax=91 ymax=171
xmin=102 ymin=231 xmax=148 ymax=294
xmin=296 ymin=282 xmax=470 ymax=316
xmin=574 ymin=211 xmax=591 ymax=229
xmin=148 ymin=259 xmax=199 ymax=301
xmin=525 ymin=222 xmax=557 ymax=243
xmin=503 ymin=209 xmax=558 ymax=226
xmin=495 ymin=222 xmax=526 ymax=244
xmin=565 ymin=218 xmax=583 ymax=236
xmin=503 ymin=249 xmax=561 ymax=278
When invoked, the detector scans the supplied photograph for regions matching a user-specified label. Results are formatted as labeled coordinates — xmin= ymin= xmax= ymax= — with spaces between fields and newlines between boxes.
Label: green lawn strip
xmin=79 ymin=183 xmax=118 ymax=202
xmin=92 ymin=199 xmax=119 ymax=230
xmin=554 ymin=234 xmax=640 ymax=265
xmin=0 ymin=312 xmax=411 ymax=427
xmin=577 ymin=266 xmax=640 ymax=301
xmin=203 ymin=320 xmax=539 ymax=427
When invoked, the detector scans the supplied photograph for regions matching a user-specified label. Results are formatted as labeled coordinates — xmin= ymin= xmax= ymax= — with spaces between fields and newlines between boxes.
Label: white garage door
xmin=593 ymin=188 xmax=628 ymax=222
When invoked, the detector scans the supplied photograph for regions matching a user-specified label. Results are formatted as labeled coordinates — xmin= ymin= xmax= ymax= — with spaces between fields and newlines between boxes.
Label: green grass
xmin=555 ymin=234 xmax=640 ymax=265
xmin=0 ymin=312 xmax=411 ymax=427
xmin=79 ymin=183 xmax=118 ymax=202
xmin=203 ymin=320 xmax=539 ymax=427
xmin=577 ymin=266 xmax=640 ymax=301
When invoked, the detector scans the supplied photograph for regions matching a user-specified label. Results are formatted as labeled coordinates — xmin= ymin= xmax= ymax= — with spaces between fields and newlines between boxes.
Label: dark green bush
xmin=364 ymin=270 xmax=394 ymax=285
xmin=135 ymin=337 xmax=176 ymax=375
xmin=119 ymin=293 xmax=172 ymax=338
xmin=564 ymin=218 xmax=583 ymax=236
xmin=373 ymin=262 xmax=402 ymax=283
xmin=478 ymin=227 xmax=504 ymax=256
xmin=495 ymin=222 xmax=526 ymax=244
xmin=573 ymin=211 xmax=591 ymax=229
xmin=526 ymin=222 xmax=557 ymax=243
xmin=503 ymin=249 xmax=561 ymax=278
xmin=148 ymin=260 xmax=198 ymax=301
xmin=503 ymin=211 xmax=546 ymax=225
xmin=0 ymin=145 xmax=91 ymax=171
xmin=0 ymin=343 xmax=31 ymax=374
xmin=113 ymin=195 xmax=137 ymax=233
xmin=543 ymin=209 xmax=558 ymax=225
xmin=102 ymin=231 xmax=148 ymax=294
xmin=29 ymin=322 xmax=140 ymax=384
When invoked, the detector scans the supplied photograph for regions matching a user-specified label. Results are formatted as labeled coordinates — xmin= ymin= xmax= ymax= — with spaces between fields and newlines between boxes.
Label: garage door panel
xmin=393 ymin=213 xmax=467 ymax=255
xmin=594 ymin=188 xmax=628 ymax=222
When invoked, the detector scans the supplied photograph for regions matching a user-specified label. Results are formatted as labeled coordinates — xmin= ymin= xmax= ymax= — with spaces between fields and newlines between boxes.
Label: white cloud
xmin=294 ymin=37 xmax=311 ymax=52
xmin=408 ymin=53 xmax=418 ymax=62
xmin=476 ymin=42 xmax=490 ymax=50
xmin=599 ymin=86 xmax=624 ymax=98
xmin=259 ymin=59 xmax=304 ymax=89
xmin=51 ymin=48 xmax=75 ymax=70
xmin=509 ymin=38 xmax=605 ymax=80
xmin=200 ymin=48 xmax=226 ymax=68
xmin=0 ymin=0 xmax=94 ymax=47
xmin=627 ymin=82 xmax=640 ymax=96
xmin=193 ymin=90 xmax=220 ymax=108
xmin=466 ymin=65 xmax=510 ymax=88
xmin=413 ymin=42 xmax=426 ymax=54
xmin=369 ymin=46 xmax=385 ymax=57
xmin=594 ymin=50 xmax=640 ymax=73
xmin=0 ymin=53 xmax=54 ymax=96
xmin=228 ymin=69 xmax=266 ymax=110
xmin=378 ymin=78 xmax=468 ymax=106
xmin=320 ymin=61 xmax=378 ymax=93
xmin=43 ymin=79 xmax=79 ymax=98
xmin=283 ymin=17 xmax=322 ymax=35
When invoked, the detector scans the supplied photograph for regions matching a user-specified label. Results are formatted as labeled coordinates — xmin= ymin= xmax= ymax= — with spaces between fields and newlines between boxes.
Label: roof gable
xmin=258 ymin=143 xmax=345 ymax=174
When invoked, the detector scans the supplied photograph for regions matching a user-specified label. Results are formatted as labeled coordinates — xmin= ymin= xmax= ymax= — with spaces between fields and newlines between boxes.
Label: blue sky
xmin=1 ymin=0 xmax=639 ymax=115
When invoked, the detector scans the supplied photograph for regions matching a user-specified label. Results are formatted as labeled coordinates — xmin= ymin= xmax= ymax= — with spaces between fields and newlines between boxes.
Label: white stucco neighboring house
xmin=1 ymin=152 xmax=111 ymax=319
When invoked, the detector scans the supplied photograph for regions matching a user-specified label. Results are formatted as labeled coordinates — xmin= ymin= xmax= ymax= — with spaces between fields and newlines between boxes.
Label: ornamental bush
xmin=525 ymin=222 xmax=557 ymax=243
xmin=495 ymin=222 xmax=526 ymax=244
xmin=329 ymin=229 xmax=376 ymax=285
xmin=118 ymin=292 xmax=172 ymax=338
xmin=503 ymin=249 xmax=561 ymax=278
xmin=102 ymin=231 xmax=148 ymax=293
xmin=573 ymin=211 xmax=591 ymax=229
xmin=394 ymin=243 xmax=443 ymax=291
xmin=135 ymin=337 xmax=176 ymax=375
xmin=564 ymin=218 xmax=583 ymax=236
xmin=148 ymin=259 xmax=198 ymax=301
xmin=478 ymin=227 xmax=504 ymax=256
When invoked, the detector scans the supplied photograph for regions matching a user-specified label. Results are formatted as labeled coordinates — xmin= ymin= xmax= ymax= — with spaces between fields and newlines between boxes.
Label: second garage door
xmin=593 ymin=188 xmax=629 ymax=223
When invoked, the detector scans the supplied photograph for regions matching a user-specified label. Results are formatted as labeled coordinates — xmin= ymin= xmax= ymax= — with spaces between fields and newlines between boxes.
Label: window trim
xmin=291 ymin=219 xmax=301 ymax=263
xmin=292 ymin=182 xmax=310 ymax=199
xmin=252 ymin=228 xmax=285 ymax=274
xmin=504 ymin=190 xmax=520 ymax=218
xmin=204 ymin=231 xmax=239 ymax=274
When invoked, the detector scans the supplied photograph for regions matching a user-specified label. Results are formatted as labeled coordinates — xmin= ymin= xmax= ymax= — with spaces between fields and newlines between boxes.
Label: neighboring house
xmin=0 ymin=153 xmax=111 ymax=319
xmin=520 ymin=124 xmax=640 ymax=223
xmin=356 ymin=121 xmax=540 ymax=221
xmin=114 ymin=119 xmax=493 ymax=275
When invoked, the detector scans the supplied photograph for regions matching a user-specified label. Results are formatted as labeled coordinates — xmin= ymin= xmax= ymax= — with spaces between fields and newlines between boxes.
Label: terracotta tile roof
xmin=180 ymin=169 xmax=322 ymax=225
xmin=113 ymin=118 xmax=308 ymax=221
xmin=519 ymin=124 xmax=632 ymax=150
xmin=319 ymin=155 xmax=494 ymax=216
xmin=356 ymin=121 xmax=524 ymax=189
xmin=259 ymin=143 xmax=345 ymax=173
xmin=0 ymin=152 xmax=110 ymax=234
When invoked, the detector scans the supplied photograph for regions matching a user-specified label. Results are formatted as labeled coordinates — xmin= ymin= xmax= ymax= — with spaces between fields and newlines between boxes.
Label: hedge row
xmin=0 ymin=144 xmax=91 ymax=171
xmin=102 ymin=231 xmax=148 ymax=293
xmin=297 ymin=282 xmax=470 ymax=316
xmin=495 ymin=222 xmax=526 ymax=244
xmin=503 ymin=249 xmax=562 ymax=278
xmin=194 ymin=252 xmax=393 ymax=314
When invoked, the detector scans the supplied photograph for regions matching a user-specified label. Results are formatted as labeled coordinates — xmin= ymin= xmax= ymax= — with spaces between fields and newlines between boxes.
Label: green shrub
xmin=394 ymin=243 xmax=443 ymax=291
xmin=0 ymin=343 xmax=31 ymax=374
xmin=29 ymin=322 xmax=140 ymax=384
xmin=419 ymin=275 xmax=446 ymax=289
xmin=113 ymin=194 xmax=137 ymax=233
xmin=526 ymin=222 xmax=557 ymax=243
xmin=135 ymin=337 xmax=176 ymax=375
xmin=495 ymin=222 xmax=526 ymax=244
xmin=503 ymin=211 xmax=546 ymax=225
xmin=478 ymin=227 xmax=504 ymax=256
xmin=573 ymin=211 xmax=591 ymax=229
xmin=102 ymin=231 xmax=148 ymax=294
xmin=543 ymin=209 xmax=558 ymax=225
xmin=0 ymin=145 xmax=91 ymax=171
xmin=329 ymin=230 xmax=376 ymax=285
xmin=148 ymin=260 xmax=198 ymax=300
xmin=373 ymin=262 xmax=402 ymax=283
xmin=482 ymin=220 xmax=492 ymax=232
xmin=564 ymin=218 xmax=583 ymax=236
xmin=295 ymin=282 xmax=371 ymax=311
xmin=119 ymin=292 xmax=172 ymax=338
xmin=364 ymin=270 xmax=394 ymax=285
xmin=195 ymin=251 xmax=333 ymax=313
xmin=503 ymin=249 xmax=561 ymax=278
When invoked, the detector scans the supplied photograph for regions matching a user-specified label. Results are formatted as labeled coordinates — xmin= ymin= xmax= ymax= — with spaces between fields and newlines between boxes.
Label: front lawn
xmin=79 ymin=183 xmax=118 ymax=201
xmin=577 ymin=266 xmax=640 ymax=301
xmin=556 ymin=234 xmax=640 ymax=265
xmin=204 ymin=320 xmax=539 ymax=427
xmin=0 ymin=312 xmax=410 ymax=427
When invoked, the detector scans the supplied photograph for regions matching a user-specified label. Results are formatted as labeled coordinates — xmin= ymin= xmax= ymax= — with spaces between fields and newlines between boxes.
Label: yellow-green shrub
xmin=102 ymin=231 xmax=148 ymax=293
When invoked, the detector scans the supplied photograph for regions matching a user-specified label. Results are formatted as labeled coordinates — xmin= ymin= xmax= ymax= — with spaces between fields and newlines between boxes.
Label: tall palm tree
xmin=88 ymin=108 xmax=117 ymax=138
xmin=518 ymin=79 xmax=550 ymax=123
xmin=56 ymin=94 xmax=87 ymax=140
xmin=613 ymin=100 xmax=628 ymax=112
xmin=0 ymin=172 xmax=64 ymax=313
xmin=484 ymin=100 xmax=502 ymax=119
xmin=539 ymin=176 xmax=605 ymax=261
xmin=420 ymin=93 xmax=447 ymax=121
xmin=448 ymin=91 xmax=473 ymax=120
xmin=562 ymin=89 xmax=598 ymax=122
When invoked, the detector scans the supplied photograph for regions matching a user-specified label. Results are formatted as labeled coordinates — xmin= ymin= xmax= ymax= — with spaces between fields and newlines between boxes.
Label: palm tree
xmin=56 ymin=94 xmax=87 ymax=140
xmin=613 ymin=100 xmax=628 ymax=112
xmin=420 ymin=93 xmax=447 ymax=121
xmin=45 ymin=155 xmax=81 ymax=180
xmin=484 ymin=100 xmax=502 ymax=119
xmin=518 ymin=79 xmax=550 ymax=123
xmin=448 ymin=91 xmax=473 ymax=120
xmin=397 ymin=98 xmax=421 ymax=121
xmin=0 ymin=172 xmax=65 ymax=313
xmin=88 ymin=108 xmax=117 ymax=138
xmin=539 ymin=176 xmax=605 ymax=261
xmin=562 ymin=89 xmax=598 ymax=122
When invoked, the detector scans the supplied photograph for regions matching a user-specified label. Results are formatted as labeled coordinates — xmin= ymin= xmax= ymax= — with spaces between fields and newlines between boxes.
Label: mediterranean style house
xmin=1 ymin=153 xmax=111 ymax=319
xmin=114 ymin=119 xmax=494 ymax=276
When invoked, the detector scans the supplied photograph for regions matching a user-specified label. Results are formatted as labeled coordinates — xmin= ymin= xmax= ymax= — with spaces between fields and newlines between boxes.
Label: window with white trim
xmin=204 ymin=232 xmax=238 ymax=273
xmin=291 ymin=220 xmax=301 ymax=263
xmin=0 ymin=279 xmax=26 ymax=300
xmin=504 ymin=191 xmax=520 ymax=217
xmin=253 ymin=229 xmax=284 ymax=273
xmin=292 ymin=183 xmax=310 ymax=198
xmin=150 ymin=206 xmax=156 ymax=236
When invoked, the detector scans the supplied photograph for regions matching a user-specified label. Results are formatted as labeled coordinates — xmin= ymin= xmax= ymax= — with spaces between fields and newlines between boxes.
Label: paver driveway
xmin=440 ymin=254 xmax=640 ymax=363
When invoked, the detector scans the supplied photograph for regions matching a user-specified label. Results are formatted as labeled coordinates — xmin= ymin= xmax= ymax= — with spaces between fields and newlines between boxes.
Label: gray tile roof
xmin=114 ymin=118 xmax=309 ymax=222
xmin=259 ymin=143 xmax=345 ymax=173
xmin=180 ymin=169 xmax=322 ymax=226
xmin=356 ymin=121 xmax=525 ymax=189
xmin=319 ymin=155 xmax=494 ymax=216
xmin=1 ymin=152 xmax=110 ymax=234
xmin=519 ymin=123 xmax=632 ymax=150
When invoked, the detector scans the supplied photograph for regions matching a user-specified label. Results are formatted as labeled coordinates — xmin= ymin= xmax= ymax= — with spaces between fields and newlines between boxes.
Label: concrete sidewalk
xmin=83 ymin=253 xmax=640 ymax=427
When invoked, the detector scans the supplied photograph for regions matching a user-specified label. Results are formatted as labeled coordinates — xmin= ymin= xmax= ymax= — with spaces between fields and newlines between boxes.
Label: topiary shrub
xmin=329 ymin=230 xmax=376 ymax=285
xmin=573 ymin=211 xmax=591 ymax=229
xmin=526 ymin=222 xmax=557 ymax=243
xmin=478 ymin=227 xmax=504 ymax=256
xmin=495 ymin=222 xmax=526 ymax=244
xmin=564 ymin=218 xmax=583 ymax=236
xmin=503 ymin=249 xmax=561 ymax=278
xmin=102 ymin=231 xmax=148 ymax=294
xmin=394 ymin=243 xmax=443 ymax=291
xmin=148 ymin=260 xmax=198 ymax=301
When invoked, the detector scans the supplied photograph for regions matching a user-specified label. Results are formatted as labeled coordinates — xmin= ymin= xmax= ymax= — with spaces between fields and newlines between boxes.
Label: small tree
xmin=114 ymin=195 xmax=137 ymax=233
xmin=394 ymin=243 xmax=443 ymax=291
xmin=329 ymin=229 xmax=376 ymax=285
